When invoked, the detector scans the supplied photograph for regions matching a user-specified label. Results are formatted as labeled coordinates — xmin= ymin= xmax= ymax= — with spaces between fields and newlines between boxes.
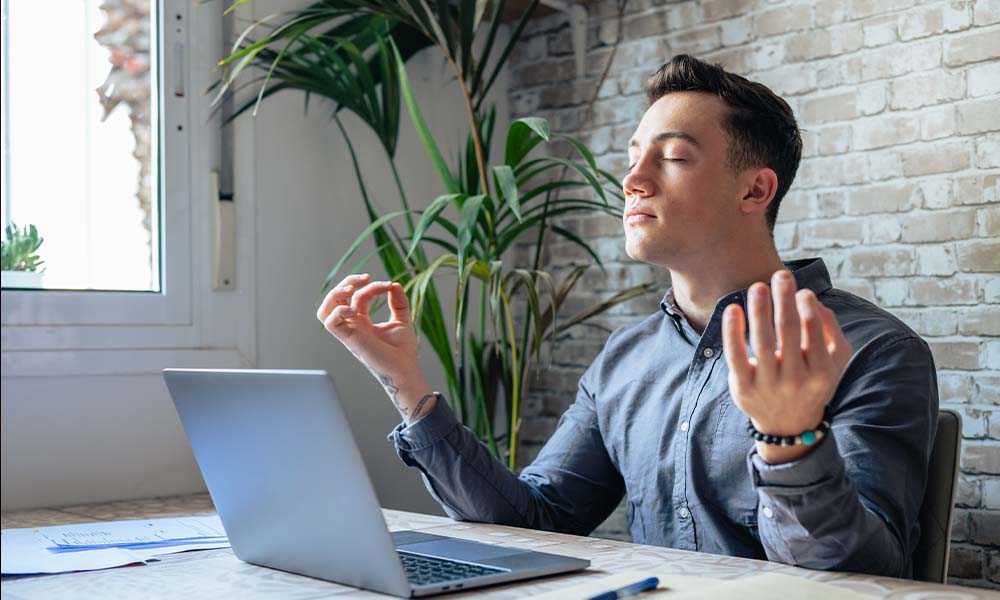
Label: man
xmin=317 ymin=55 xmax=938 ymax=578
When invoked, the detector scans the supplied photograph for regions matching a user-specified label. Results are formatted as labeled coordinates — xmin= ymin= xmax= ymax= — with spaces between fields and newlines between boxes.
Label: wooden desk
xmin=1 ymin=494 xmax=990 ymax=599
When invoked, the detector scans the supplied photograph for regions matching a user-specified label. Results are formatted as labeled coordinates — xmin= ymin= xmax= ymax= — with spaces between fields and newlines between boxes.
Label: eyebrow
xmin=628 ymin=130 xmax=700 ymax=149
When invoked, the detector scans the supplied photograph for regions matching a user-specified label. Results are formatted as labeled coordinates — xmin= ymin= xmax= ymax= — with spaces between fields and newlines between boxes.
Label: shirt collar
xmin=659 ymin=257 xmax=833 ymax=322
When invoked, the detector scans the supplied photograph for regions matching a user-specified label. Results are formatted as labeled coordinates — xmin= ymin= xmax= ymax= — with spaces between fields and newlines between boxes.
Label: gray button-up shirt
xmin=389 ymin=258 xmax=938 ymax=578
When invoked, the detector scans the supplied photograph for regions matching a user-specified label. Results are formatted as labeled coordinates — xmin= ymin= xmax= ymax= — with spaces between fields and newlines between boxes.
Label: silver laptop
xmin=163 ymin=368 xmax=589 ymax=597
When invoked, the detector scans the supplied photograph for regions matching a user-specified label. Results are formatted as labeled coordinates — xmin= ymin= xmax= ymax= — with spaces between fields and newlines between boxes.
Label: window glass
xmin=1 ymin=0 xmax=159 ymax=291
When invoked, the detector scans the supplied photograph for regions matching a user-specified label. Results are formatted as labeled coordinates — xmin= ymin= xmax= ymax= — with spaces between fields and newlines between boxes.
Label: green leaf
xmin=407 ymin=193 xmax=464 ymax=260
xmin=505 ymin=117 xmax=550 ymax=168
xmin=456 ymin=194 xmax=485 ymax=272
xmin=322 ymin=210 xmax=410 ymax=291
xmin=391 ymin=38 xmax=459 ymax=193
xmin=492 ymin=165 xmax=521 ymax=223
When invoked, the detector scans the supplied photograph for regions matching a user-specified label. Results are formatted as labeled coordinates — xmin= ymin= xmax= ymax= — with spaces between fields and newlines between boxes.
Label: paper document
xmin=40 ymin=515 xmax=226 ymax=550
xmin=2 ymin=515 xmax=230 ymax=575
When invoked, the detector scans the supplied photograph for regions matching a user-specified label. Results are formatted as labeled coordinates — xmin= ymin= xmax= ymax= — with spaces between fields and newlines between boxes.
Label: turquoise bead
xmin=801 ymin=431 xmax=816 ymax=446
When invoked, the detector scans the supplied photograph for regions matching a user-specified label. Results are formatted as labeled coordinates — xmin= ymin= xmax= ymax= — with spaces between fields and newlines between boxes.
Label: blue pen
xmin=586 ymin=576 xmax=660 ymax=600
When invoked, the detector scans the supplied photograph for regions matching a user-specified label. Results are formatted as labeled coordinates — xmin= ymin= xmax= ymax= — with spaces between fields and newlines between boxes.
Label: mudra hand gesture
xmin=722 ymin=269 xmax=854 ymax=463
xmin=317 ymin=273 xmax=435 ymax=424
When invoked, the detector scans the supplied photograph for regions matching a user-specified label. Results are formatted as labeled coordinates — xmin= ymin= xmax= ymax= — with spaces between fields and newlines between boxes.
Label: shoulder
xmin=818 ymin=287 xmax=931 ymax=362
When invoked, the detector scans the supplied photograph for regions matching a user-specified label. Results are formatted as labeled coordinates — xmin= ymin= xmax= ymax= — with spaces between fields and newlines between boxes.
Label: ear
xmin=738 ymin=167 xmax=779 ymax=216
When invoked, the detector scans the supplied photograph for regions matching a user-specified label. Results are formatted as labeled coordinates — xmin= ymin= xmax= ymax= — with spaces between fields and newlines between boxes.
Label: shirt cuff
xmin=748 ymin=429 xmax=845 ymax=491
xmin=386 ymin=395 xmax=460 ymax=458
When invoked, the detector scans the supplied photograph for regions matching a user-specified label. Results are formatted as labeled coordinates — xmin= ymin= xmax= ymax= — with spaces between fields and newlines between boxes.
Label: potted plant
xmin=1 ymin=222 xmax=46 ymax=289
xmin=214 ymin=0 xmax=652 ymax=469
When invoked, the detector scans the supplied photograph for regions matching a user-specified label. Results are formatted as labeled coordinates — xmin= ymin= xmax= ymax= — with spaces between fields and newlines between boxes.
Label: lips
xmin=624 ymin=209 xmax=656 ymax=225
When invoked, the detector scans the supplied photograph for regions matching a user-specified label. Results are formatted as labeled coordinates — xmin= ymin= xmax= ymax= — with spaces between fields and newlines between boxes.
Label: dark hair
xmin=645 ymin=55 xmax=802 ymax=232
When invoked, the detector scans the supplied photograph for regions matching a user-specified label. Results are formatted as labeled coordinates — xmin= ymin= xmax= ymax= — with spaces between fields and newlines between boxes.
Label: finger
xmin=350 ymin=280 xmax=396 ymax=317
xmin=323 ymin=304 xmax=357 ymax=337
xmin=772 ymin=270 xmax=803 ymax=375
xmin=797 ymin=289 xmax=832 ymax=372
xmin=747 ymin=282 xmax=777 ymax=379
xmin=818 ymin=302 xmax=853 ymax=369
xmin=387 ymin=282 xmax=412 ymax=325
xmin=317 ymin=274 xmax=371 ymax=321
xmin=722 ymin=303 xmax=753 ymax=391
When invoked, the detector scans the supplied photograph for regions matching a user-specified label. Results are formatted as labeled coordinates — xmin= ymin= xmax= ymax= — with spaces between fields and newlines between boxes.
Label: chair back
xmin=912 ymin=409 xmax=962 ymax=583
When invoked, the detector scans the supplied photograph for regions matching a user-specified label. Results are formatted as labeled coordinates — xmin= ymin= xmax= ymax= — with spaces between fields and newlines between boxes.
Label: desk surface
xmin=1 ymin=494 xmax=992 ymax=599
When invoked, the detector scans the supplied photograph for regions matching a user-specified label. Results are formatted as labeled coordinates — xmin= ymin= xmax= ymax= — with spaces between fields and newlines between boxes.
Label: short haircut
xmin=645 ymin=54 xmax=802 ymax=232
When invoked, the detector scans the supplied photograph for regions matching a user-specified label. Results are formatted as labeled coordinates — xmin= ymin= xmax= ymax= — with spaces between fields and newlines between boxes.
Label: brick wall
xmin=506 ymin=0 xmax=999 ymax=589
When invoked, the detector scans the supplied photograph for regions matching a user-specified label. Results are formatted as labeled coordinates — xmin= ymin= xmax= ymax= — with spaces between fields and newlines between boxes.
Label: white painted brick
xmin=874 ymin=278 xmax=909 ymax=305
xmin=852 ymin=114 xmax=920 ymax=150
xmin=752 ymin=5 xmax=812 ymax=37
xmin=901 ymin=142 xmax=972 ymax=177
xmin=974 ymin=1 xmax=1000 ymax=26
xmin=720 ymin=16 xmax=753 ymax=47
xmin=917 ymin=178 xmax=956 ymax=210
xmin=857 ymin=82 xmax=887 ymax=115
xmin=754 ymin=63 xmax=817 ymax=96
xmin=899 ymin=4 xmax=972 ymax=41
xmin=976 ymin=134 xmax=1000 ymax=169
xmin=979 ymin=205 xmax=1000 ymax=238
xmin=816 ymin=0 xmax=847 ymax=26
xmin=889 ymin=70 xmax=965 ymax=110
xmin=752 ymin=41 xmax=786 ymax=72
xmin=920 ymin=106 xmax=957 ymax=141
xmin=944 ymin=28 xmax=1000 ymax=67
xmin=848 ymin=0 xmax=916 ymax=20
xmin=958 ymin=99 xmax=1000 ymax=135
xmin=867 ymin=151 xmax=903 ymax=180
xmin=861 ymin=41 xmax=941 ymax=81
xmin=986 ymin=278 xmax=1000 ymax=304
xmin=802 ymin=90 xmax=858 ymax=124
xmin=917 ymin=244 xmax=959 ymax=276
xmin=773 ymin=222 xmax=797 ymax=251
xmin=967 ymin=61 xmax=1000 ymax=98
xmin=847 ymin=182 xmax=916 ymax=214
xmin=817 ymin=125 xmax=851 ymax=155
xmin=863 ymin=15 xmax=897 ymax=47
xmin=868 ymin=217 xmax=903 ymax=243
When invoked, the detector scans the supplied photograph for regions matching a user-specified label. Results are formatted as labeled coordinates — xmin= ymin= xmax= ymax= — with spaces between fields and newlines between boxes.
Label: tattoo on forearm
xmin=408 ymin=393 xmax=435 ymax=425
xmin=376 ymin=372 xmax=406 ymax=419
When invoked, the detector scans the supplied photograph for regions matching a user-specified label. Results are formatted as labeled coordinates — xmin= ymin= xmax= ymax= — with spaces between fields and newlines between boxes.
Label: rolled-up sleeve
xmin=748 ymin=335 xmax=938 ymax=577
xmin=388 ymin=363 xmax=625 ymax=535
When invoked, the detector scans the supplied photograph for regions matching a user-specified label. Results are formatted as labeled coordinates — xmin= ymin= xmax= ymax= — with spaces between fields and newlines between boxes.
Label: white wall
xmin=1 ymin=0 xmax=509 ymax=515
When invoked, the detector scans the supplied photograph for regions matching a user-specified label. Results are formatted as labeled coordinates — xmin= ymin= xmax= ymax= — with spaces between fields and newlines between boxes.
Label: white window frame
xmin=0 ymin=0 xmax=255 ymax=372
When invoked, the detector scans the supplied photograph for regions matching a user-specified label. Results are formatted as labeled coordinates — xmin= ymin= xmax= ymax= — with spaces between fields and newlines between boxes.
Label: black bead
xmin=784 ymin=436 xmax=795 ymax=446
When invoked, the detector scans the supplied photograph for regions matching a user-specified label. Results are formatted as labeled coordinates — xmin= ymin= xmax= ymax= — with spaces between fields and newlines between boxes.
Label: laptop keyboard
xmin=398 ymin=551 xmax=506 ymax=586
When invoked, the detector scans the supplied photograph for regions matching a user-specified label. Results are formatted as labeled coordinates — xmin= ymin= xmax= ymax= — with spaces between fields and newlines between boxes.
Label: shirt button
xmin=762 ymin=506 xmax=774 ymax=519
xmin=680 ymin=421 xmax=689 ymax=432
xmin=678 ymin=507 xmax=690 ymax=519
xmin=702 ymin=348 xmax=715 ymax=358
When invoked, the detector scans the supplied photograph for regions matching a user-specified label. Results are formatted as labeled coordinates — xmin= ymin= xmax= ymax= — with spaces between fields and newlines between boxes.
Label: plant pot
xmin=1 ymin=270 xmax=45 ymax=289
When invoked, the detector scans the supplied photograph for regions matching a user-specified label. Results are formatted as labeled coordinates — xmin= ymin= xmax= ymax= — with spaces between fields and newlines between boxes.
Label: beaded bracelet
xmin=747 ymin=420 xmax=830 ymax=446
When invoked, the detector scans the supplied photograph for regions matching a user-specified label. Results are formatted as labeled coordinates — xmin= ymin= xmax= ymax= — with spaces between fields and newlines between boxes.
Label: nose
xmin=622 ymin=168 xmax=653 ymax=199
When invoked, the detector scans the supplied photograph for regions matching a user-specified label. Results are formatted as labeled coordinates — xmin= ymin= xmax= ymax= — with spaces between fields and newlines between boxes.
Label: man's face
xmin=622 ymin=92 xmax=747 ymax=269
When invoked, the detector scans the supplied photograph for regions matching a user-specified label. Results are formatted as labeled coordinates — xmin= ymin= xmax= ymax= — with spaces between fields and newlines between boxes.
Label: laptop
xmin=163 ymin=368 xmax=589 ymax=597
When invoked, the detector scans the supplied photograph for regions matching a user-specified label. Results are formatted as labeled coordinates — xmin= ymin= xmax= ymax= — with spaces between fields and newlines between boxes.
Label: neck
xmin=668 ymin=239 xmax=785 ymax=333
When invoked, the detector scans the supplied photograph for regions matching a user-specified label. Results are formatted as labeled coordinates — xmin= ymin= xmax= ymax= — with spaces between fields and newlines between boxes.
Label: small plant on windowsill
xmin=1 ymin=222 xmax=46 ymax=289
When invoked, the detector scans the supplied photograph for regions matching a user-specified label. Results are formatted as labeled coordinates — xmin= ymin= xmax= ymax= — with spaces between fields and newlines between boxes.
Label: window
xmin=1 ymin=0 xmax=194 ymax=331
xmin=2 ymin=0 xmax=160 ymax=292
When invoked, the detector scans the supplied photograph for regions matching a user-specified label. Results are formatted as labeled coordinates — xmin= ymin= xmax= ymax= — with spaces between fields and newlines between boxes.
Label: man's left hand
xmin=722 ymin=269 xmax=854 ymax=464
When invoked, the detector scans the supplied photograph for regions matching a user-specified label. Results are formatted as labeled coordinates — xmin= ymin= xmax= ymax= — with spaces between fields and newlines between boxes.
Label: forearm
xmin=389 ymin=400 xmax=557 ymax=529
xmin=389 ymin=396 xmax=623 ymax=535
xmin=371 ymin=368 xmax=437 ymax=426
xmin=751 ymin=433 xmax=908 ymax=576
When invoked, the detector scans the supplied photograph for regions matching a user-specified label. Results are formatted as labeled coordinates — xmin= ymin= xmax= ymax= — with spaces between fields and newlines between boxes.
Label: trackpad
xmin=399 ymin=539 xmax=527 ymax=561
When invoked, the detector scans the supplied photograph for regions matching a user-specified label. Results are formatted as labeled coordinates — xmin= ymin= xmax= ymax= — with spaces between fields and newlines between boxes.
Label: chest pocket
xmin=707 ymin=392 xmax=758 ymax=527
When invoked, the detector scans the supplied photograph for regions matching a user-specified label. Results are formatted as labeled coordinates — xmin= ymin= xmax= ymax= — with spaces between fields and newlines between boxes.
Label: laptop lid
xmin=164 ymin=368 xmax=412 ymax=597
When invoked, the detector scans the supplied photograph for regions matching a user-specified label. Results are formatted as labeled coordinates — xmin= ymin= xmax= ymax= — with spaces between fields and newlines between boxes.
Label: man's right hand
xmin=317 ymin=274 xmax=436 ymax=424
